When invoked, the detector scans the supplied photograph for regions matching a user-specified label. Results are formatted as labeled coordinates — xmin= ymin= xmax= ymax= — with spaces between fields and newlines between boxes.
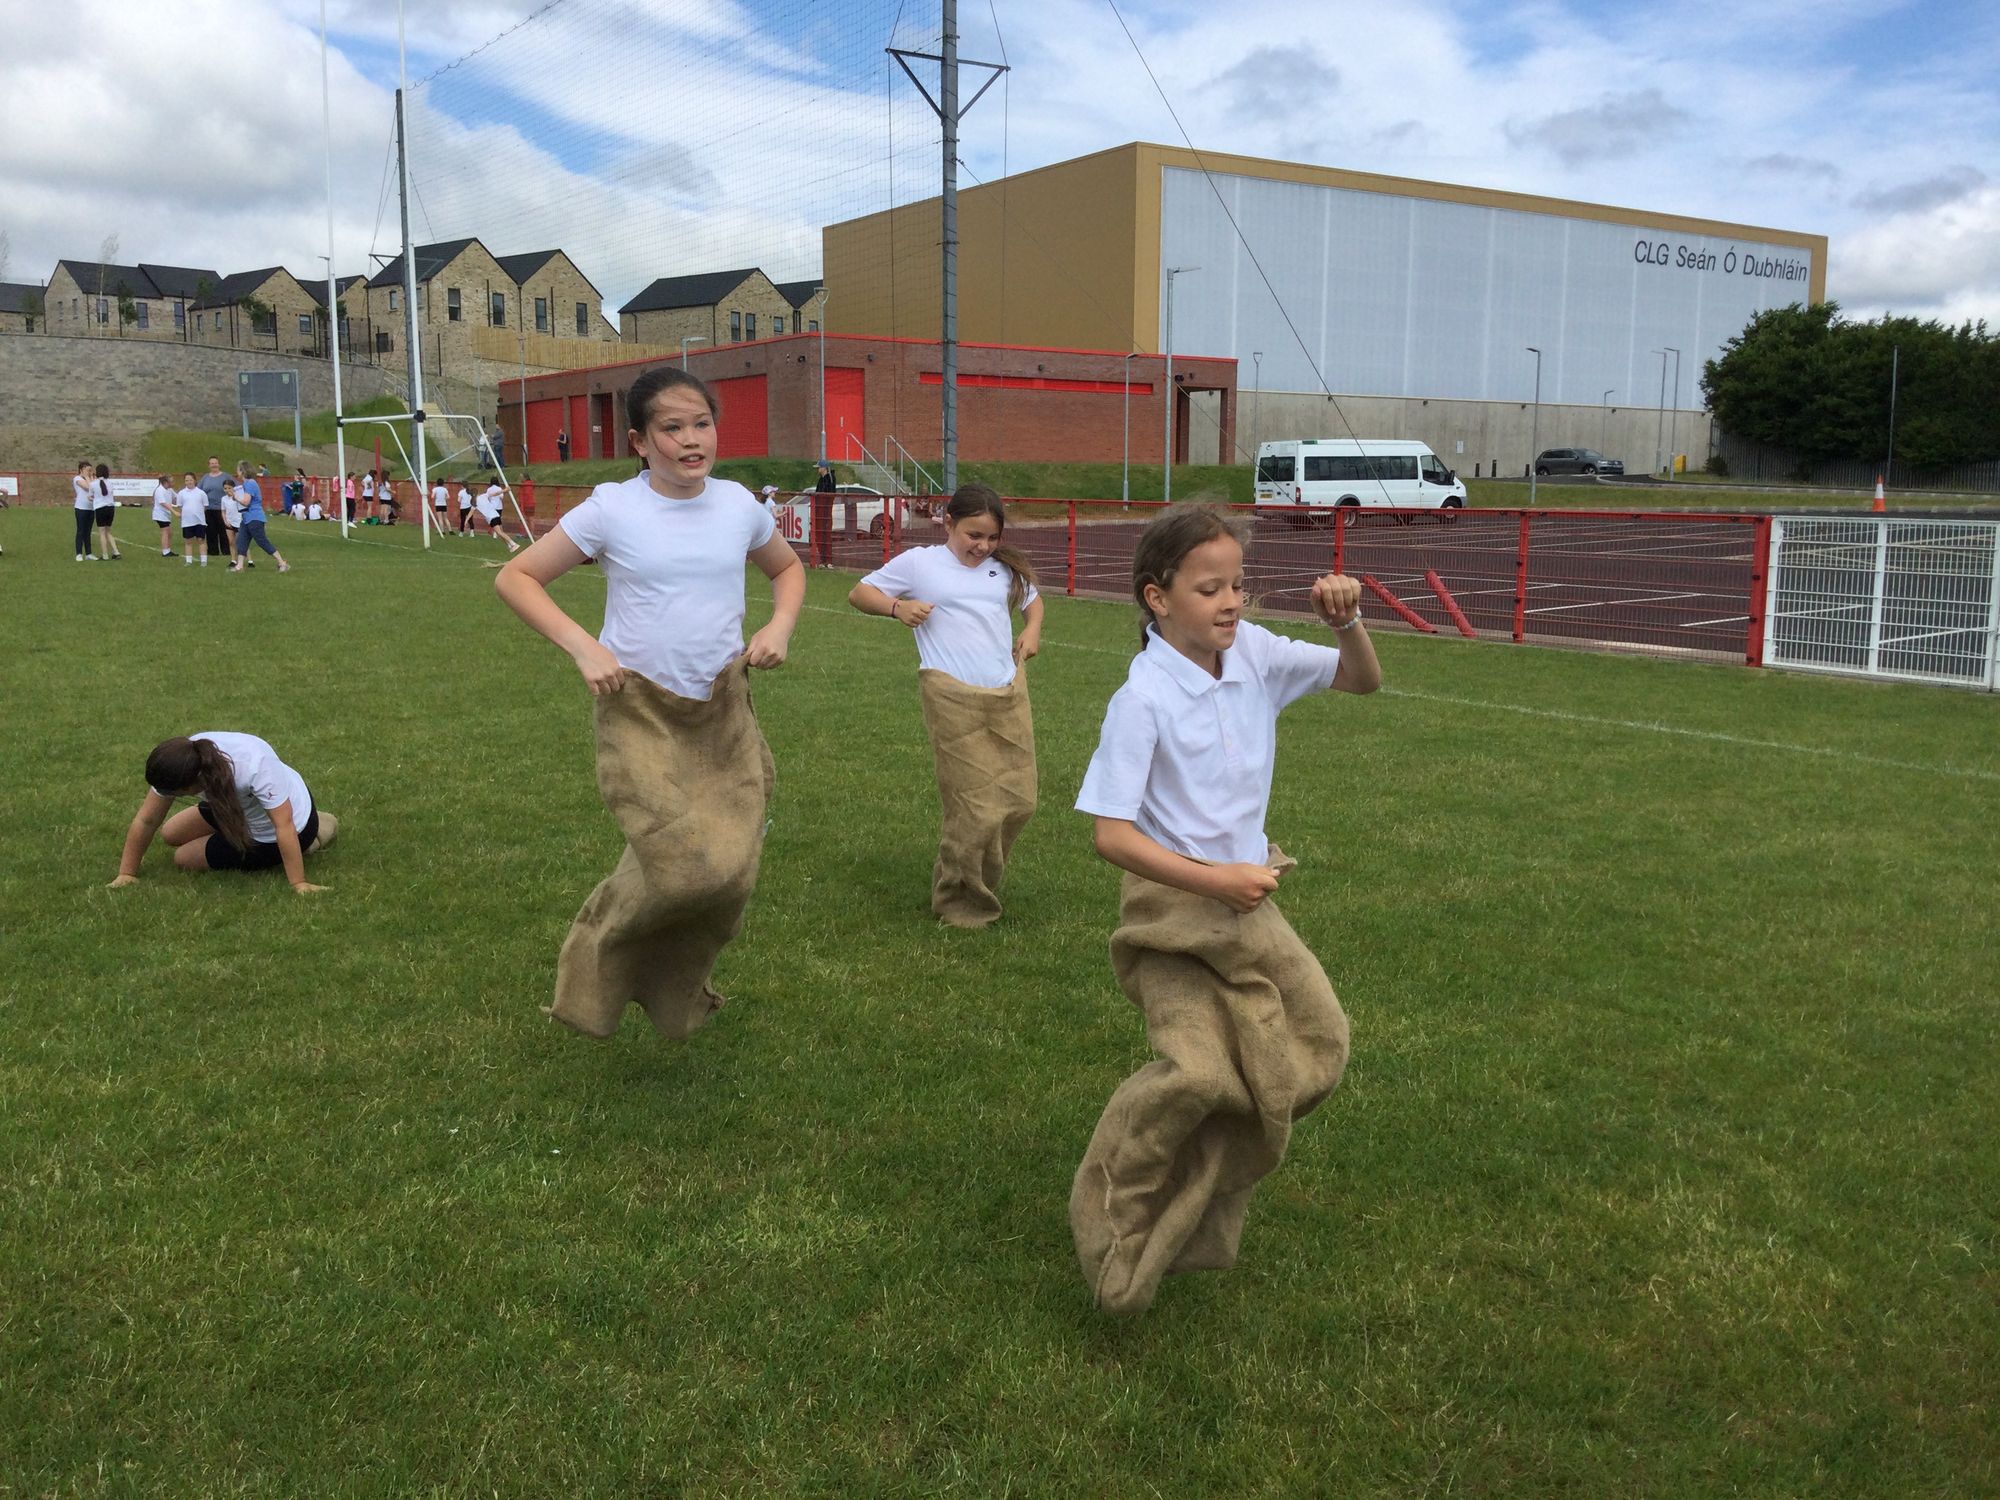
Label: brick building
xmin=42 ymin=260 xmax=218 ymax=340
xmin=189 ymin=267 xmax=324 ymax=355
xmin=499 ymin=331 xmax=1236 ymax=470
xmin=618 ymin=268 xmax=801 ymax=349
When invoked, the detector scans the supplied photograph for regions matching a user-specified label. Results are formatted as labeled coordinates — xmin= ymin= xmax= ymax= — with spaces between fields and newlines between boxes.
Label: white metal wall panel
xmin=1162 ymin=167 xmax=1817 ymax=407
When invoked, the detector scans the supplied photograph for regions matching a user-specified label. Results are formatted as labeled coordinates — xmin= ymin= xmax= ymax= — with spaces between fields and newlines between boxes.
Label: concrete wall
xmin=0 ymin=335 xmax=398 ymax=431
xmin=1229 ymin=390 xmax=1714 ymax=478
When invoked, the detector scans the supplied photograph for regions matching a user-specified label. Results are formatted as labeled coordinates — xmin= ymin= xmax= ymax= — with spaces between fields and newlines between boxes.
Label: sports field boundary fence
xmin=16 ymin=470 xmax=1991 ymax=689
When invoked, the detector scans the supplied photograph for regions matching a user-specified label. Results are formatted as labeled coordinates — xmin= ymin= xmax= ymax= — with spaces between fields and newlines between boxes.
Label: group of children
xmin=146 ymin=464 xmax=291 ymax=571
xmin=112 ymin=363 xmax=1381 ymax=1314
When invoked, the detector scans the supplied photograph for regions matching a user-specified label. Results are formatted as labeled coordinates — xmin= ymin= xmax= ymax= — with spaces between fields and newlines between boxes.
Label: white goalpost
xmin=339 ymin=410 xmax=536 ymax=549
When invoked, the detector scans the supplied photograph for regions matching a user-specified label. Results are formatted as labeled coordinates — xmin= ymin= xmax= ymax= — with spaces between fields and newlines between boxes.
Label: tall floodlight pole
xmin=1601 ymin=388 xmax=1614 ymax=455
xmin=889 ymin=13 xmax=1006 ymax=493
xmin=395 ymin=0 xmax=427 ymax=521
xmin=1121 ymin=352 xmax=1136 ymax=503
xmin=1885 ymin=343 xmax=1900 ymax=488
xmin=1163 ymin=265 xmax=1197 ymax=503
xmin=1526 ymin=347 xmax=1543 ymax=508
xmin=1664 ymin=346 xmax=1682 ymax=479
xmin=319 ymin=0 xmax=347 ymax=539
xmin=1651 ymin=349 xmax=1668 ymax=476
xmin=681 ymin=334 xmax=708 ymax=368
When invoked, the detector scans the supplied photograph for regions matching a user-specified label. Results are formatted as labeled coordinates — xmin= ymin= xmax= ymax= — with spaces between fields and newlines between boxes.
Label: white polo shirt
xmin=152 ymin=484 xmax=176 ymax=521
xmin=158 ymin=731 xmax=313 ymax=844
xmin=178 ymin=486 xmax=206 ymax=525
xmin=431 ymin=483 xmax=450 ymax=509
xmin=558 ymin=474 xmax=776 ymax=700
xmin=1075 ymin=620 xmax=1340 ymax=865
xmin=859 ymin=544 xmax=1040 ymax=689
xmin=477 ymin=485 xmax=505 ymax=520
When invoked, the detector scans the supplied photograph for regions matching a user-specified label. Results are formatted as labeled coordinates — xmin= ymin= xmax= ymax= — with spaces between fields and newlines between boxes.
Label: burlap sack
xmin=548 ymin=659 xmax=775 ymax=1040
xmin=916 ymin=667 xmax=1038 ymax=928
xmin=1069 ymin=849 xmax=1349 ymax=1315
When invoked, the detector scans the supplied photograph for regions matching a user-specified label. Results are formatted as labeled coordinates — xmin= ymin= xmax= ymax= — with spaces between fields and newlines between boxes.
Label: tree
xmin=95 ymin=234 xmax=119 ymax=336
xmin=0 ymin=226 xmax=11 ymax=284
xmin=1702 ymin=302 xmax=2000 ymax=474
xmin=239 ymin=294 xmax=275 ymax=348
xmin=115 ymin=280 xmax=139 ymax=338
xmin=21 ymin=288 xmax=43 ymax=334
xmin=191 ymin=276 xmax=215 ymax=342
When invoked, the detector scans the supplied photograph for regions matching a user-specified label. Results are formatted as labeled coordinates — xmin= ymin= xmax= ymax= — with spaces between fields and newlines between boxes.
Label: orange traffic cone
xmin=1872 ymin=475 xmax=1886 ymax=513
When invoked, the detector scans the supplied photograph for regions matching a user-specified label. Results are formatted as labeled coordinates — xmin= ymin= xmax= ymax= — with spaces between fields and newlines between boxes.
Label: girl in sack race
xmin=846 ymin=483 xmax=1044 ymax=928
xmin=495 ymin=367 xmax=804 ymax=1041
xmin=1069 ymin=504 xmax=1381 ymax=1315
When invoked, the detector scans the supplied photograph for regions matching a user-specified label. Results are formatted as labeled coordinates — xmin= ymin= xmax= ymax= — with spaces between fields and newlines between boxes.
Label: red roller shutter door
xmin=525 ymin=398 xmax=564 ymax=464
xmin=710 ymin=375 xmax=768 ymax=459
xmin=824 ymin=367 xmax=866 ymax=460
xmin=568 ymin=395 xmax=590 ymax=458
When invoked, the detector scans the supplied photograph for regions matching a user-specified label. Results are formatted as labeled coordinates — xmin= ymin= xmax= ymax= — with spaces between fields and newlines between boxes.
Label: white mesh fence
xmin=1764 ymin=516 xmax=1999 ymax=689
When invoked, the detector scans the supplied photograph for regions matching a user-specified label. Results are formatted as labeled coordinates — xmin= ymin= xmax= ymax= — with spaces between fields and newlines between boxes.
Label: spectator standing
xmin=812 ymin=462 xmax=836 ymax=567
xmin=557 ymin=428 xmax=570 ymax=463
xmin=198 ymin=457 xmax=229 ymax=559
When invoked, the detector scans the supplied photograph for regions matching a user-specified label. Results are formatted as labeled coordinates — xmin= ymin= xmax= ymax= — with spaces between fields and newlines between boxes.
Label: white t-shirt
xmin=361 ymin=475 xmax=375 ymax=499
xmin=859 ymin=544 xmax=1040 ymax=689
xmin=431 ymin=483 xmax=450 ymax=509
xmin=178 ymin=486 xmax=206 ymax=525
xmin=558 ymin=474 xmax=777 ymax=700
xmin=155 ymin=731 xmax=313 ymax=845
xmin=152 ymin=484 xmax=176 ymax=522
xmin=222 ymin=495 xmax=243 ymax=528
xmin=1075 ymin=621 xmax=1340 ymax=865
xmin=477 ymin=485 xmax=504 ymax=520
xmin=92 ymin=479 xmax=114 ymax=509
xmin=73 ymin=475 xmax=94 ymax=510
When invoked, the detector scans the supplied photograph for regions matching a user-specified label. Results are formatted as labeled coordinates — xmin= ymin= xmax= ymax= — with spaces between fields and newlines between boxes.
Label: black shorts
xmin=94 ymin=506 xmax=116 ymax=527
xmin=182 ymin=523 xmax=206 ymax=538
xmin=198 ymin=801 xmax=321 ymax=872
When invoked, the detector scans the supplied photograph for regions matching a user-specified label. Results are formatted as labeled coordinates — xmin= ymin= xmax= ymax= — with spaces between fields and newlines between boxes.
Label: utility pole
xmin=320 ymin=0 xmax=347 ymax=538
xmin=889 ymin=1 xmax=1007 ymax=493
xmin=1651 ymin=349 xmax=1668 ymax=475
xmin=1601 ymin=388 xmax=1614 ymax=455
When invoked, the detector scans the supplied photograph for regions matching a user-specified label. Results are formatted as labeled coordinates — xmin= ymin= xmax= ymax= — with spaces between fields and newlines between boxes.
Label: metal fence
xmin=1712 ymin=431 xmax=2000 ymax=493
xmin=1764 ymin=515 xmax=1999 ymax=689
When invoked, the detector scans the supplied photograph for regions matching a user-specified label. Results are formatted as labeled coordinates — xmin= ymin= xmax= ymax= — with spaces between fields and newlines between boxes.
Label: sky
xmin=2 ymin=0 xmax=1995 ymax=333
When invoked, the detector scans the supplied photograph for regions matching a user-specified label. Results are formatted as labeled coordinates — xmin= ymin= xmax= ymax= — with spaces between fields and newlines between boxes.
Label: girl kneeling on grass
xmin=109 ymin=733 xmax=338 ymax=892
xmin=495 ymin=366 xmax=804 ymax=1042
xmin=847 ymin=482 xmax=1043 ymax=927
xmin=1068 ymin=504 xmax=1381 ymax=1316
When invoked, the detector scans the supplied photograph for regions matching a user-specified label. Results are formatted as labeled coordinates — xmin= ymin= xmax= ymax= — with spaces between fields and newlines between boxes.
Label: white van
xmin=1253 ymin=439 xmax=1467 ymax=512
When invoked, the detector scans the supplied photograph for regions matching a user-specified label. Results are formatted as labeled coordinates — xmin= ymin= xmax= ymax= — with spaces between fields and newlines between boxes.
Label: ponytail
xmin=144 ymin=736 xmax=250 ymax=851
xmin=941 ymin=483 xmax=1037 ymax=612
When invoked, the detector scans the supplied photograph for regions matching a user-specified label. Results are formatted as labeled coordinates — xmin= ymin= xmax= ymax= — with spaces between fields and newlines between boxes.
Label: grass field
xmin=2 ymin=506 xmax=1995 ymax=1495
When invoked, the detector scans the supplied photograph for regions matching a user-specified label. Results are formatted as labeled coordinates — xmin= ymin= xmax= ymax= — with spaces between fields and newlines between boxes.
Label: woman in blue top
xmin=229 ymin=477 xmax=290 ymax=574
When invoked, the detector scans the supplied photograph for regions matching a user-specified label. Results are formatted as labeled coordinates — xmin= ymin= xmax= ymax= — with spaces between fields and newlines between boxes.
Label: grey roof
xmin=496 ymin=249 xmax=604 ymax=299
xmin=365 ymin=238 xmax=483 ymax=290
xmin=192 ymin=268 xmax=295 ymax=309
xmin=0 ymin=282 xmax=42 ymax=314
xmin=137 ymin=263 xmax=217 ymax=299
xmin=774 ymin=279 xmax=823 ymax=308
xmin=55 ymin=260 xmax=221 ymax=300
xmin=302 ymin=275 xmax=366 ymax=308
xmin=620 ymin=268 xmax=762 ymax=314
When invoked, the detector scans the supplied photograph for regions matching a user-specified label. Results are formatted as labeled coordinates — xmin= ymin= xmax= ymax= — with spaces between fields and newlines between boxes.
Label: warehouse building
xmin=821 ymin=142 xmax=1827 ymax=474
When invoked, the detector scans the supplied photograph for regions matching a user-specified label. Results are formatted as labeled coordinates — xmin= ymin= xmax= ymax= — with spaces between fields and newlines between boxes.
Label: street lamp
xmin=681 ymin=334 xmax=708 ymax=368
xmin=815 ymin=286 xmax=827 ymax=464
xmin=1121 ymin=351 xmax=1138 ymax=504
xmin=1663 ymin=347 xmax=1682 ymax=479
xmin=1526 ymin=346 xmax=1543 ymax=508
xmin=1651 ymin=349 xmax=1669 ymax=475
xmin=1601 ymin=388 xmax=1614 ymax=455
xmin=1162 ymin=265 xmax=1197 ymax=503
xmin=1251 ymin=350 xmax=1263 ymax=454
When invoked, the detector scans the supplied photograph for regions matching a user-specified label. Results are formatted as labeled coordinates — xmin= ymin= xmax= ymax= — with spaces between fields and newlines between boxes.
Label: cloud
xmin=1832 ymin=181 xmax=2000 ymax=317
xmin=1743 ymin=153 xmax=1842 ymax=183
xmin=1852 ymin=165 xmax=1988 ymax=215
xmin=1503 ymin=89 xmax=1691 ymax=166
xmin=1207 ymin=44 xmax=1336 ymax=116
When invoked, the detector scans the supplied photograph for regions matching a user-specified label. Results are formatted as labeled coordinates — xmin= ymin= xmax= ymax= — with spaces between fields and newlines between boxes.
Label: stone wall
xmin=0 ymin=334 xmax=399 ymax=431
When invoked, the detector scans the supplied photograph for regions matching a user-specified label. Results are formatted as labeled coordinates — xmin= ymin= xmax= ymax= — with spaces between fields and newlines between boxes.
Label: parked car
xmin=1535 ymin=448 xmax=1625 ymax=476
xmin=830 ymin=482 xmax=917 ymax=537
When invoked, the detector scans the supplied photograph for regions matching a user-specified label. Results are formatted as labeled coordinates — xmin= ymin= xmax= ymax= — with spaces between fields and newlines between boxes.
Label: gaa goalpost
xmin=337 ymin=410 xmax=535 ymax=550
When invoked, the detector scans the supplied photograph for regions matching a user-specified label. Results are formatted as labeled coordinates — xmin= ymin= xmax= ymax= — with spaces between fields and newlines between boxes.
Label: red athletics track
xmin=811 ymin=503 xmax=1768 ymax=666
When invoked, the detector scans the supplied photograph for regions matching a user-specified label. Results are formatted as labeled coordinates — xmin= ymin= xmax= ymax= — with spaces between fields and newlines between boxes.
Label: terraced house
xmin=343 ymin=238 xmax=616 ymax=384
xmin=188 ymin=267 xmax=325 ymax=356
xmin=619 ymin=268 xmax=818 ymax=349
xmin=41 ymin=260 xmax=218 ymax=340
